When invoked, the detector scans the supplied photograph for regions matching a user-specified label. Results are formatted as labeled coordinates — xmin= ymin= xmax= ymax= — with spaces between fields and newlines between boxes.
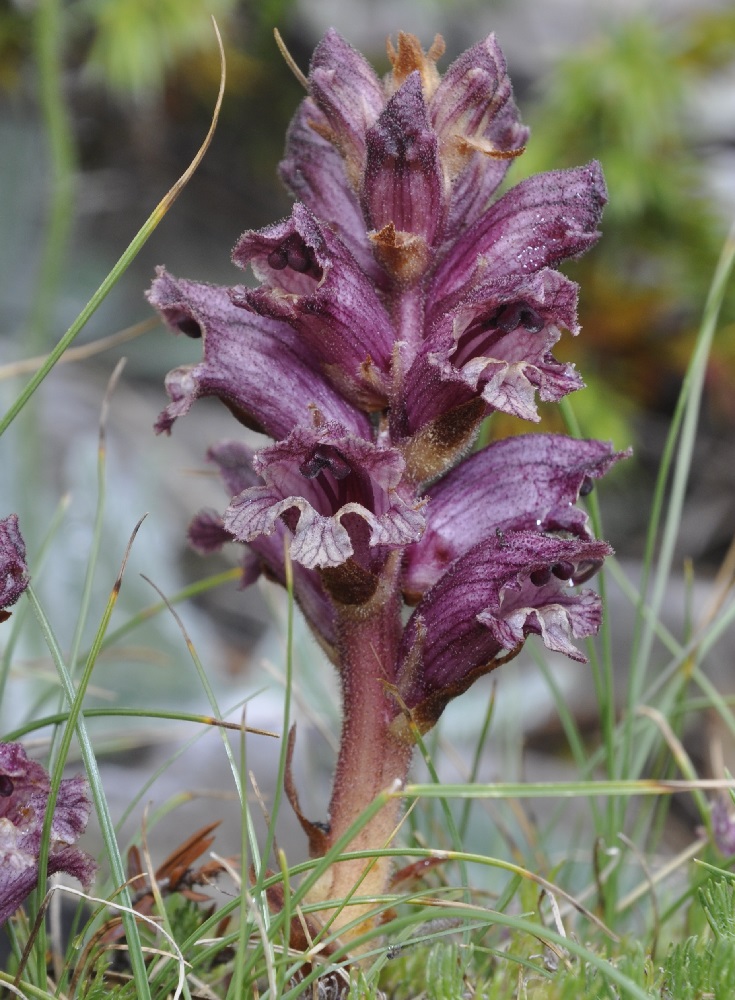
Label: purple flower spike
xmin=0 ymin=514 xmax=29 ymax=622
xmin=150 ymin=27 xmax=625 ymax=948
xmin=0 ymin=743 xmax=95 ymax=926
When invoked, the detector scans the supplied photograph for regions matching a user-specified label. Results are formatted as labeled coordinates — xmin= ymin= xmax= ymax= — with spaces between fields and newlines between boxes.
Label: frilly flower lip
xmin=0 ymin=514 xmax=29 ymax=623
xmin=148 ymin=268 xmax=368 ymax=441
xmin=223 ymin=421 xmax=426 ymax=571
xmin=403 ymin=434 xmax=628 ymax=601
xmin=395 ymin=532 xmax=612 ymax=734
xmin=401 ymin=269 xmax=583 ymax=439
xmin=231 ymin=204 xmax=394 ymax=410
xmin=0 ymin=742 xmax=95 ymax=926
xmin=188 ymin=441 xmax=338 ymax=655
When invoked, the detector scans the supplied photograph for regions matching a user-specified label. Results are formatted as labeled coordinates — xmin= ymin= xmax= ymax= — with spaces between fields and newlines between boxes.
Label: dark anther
xmin=0 ymin=774 xmax=13 ymax=797
xmin=286 ymin=243 xmax=312 ymax=273
xmin=552 ymin=560 xmax=575 ymax=581
xmin=177 ymin=318 xmax=202 ymax=339
xmin=300 ymin=446 xmax=351 ymax=481
xmin=518 ymin=307 xmax=544 ymax=333
xmin=267 ymin=246 xmax=289 ymax=270
xmin=579 ymin=475 xmax=595 ymax=497
xmin=530 ymin=566 xmax=552 ymax=587
xmin=494 ymin=302 xmax=544 ymax=334
xmin=300 ymin=453 xmax=330 ymax=479
xmin=572 ymin=559 xmax=603 ymax=585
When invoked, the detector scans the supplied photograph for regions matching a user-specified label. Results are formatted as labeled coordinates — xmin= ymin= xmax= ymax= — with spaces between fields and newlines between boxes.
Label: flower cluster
xmin=149 ymin=30 xmax=625 ymax=942
xmin=0 ymin=742 xmax=95 ymax=926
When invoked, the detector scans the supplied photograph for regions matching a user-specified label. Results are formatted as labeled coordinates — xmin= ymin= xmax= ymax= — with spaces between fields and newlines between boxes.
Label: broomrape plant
xmin=147 ymin=30 xmax=625 ymax=949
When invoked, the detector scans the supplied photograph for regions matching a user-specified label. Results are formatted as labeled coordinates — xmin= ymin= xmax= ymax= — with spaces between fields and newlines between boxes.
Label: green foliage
xmin=78 ymin=0 xmax=239 ymax=97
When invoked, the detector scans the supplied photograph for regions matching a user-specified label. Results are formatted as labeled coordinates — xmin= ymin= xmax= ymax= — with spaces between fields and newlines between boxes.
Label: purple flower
xmin=712 ymin=797 xmax=735 ymax=857
xmin=0 ymin=743 xmax=96 ymax=926
xmin=0 ymin=514 xmax=29 ymax=622
xmin=149 ymin=28 xmax=626 ymax=946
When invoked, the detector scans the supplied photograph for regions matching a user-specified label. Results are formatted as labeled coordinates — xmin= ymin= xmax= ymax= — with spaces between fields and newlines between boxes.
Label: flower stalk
xmin=149 ymin=28 xmax=627 ymax=954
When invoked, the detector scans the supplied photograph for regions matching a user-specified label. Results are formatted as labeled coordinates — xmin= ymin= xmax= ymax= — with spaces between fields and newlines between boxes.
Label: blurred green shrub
xmin=514 ymin=13 xmax=735 ymax=440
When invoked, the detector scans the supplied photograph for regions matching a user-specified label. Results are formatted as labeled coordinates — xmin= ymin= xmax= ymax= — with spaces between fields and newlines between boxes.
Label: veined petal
xmin=148 ymin=269 xmax=368 ymax=440
xmin=0 ymin=515 xmax=29 ymax=618
xmin=232 ymin=204 xmax=394 ymax=410
xmin=362 ymin=72 xmax=443 ymax=246
xmin=307 ymin=28 xmax=386 ymax=189
xmin=430 ymin=162 xmax=607 ymax=312
xmin=222 ymin=422 xmax=425 ymax=571
xmin=403 ymin=435 xmax=627 ymax=599
xmin=279 ymin=98 xmax=384 ymax=285
xmin=394 ymin=533 xmax=611 ymax=733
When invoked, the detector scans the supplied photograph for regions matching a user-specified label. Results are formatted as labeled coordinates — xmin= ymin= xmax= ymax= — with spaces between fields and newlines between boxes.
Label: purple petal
xmin=362 ymin=73 xmax=443 ymax=247
xmin=0 ymin=743 xmax=95 ymax=926
xmin=430 ymin=34 xmax=528 ymax=237
xmin=279 ymin=98 xmax=384 ymax=285
xmin=148 ymin=269 xmax=368 ymax=440
xmin=223 ymin=421 xmax=425 ymax=570
xmin=232 ymin=204 xmax=395 ymax=409
xmin=307 ymin=28 xmax=386 ymax=188
xmin=712 ymin=798 xmax=735 ymax=856
xmin=395 ymin=533 xmax=611 ymax=731
xmin=0 ymin=514 xmax=29 ymax=614
xmin=403 ymin=435 xmax=627 ymax=599
xmin=430 ymin=162 xmax=607 ymax=313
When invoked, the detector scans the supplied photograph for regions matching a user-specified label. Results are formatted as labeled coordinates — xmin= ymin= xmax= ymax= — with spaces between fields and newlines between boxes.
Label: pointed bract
xmin=308 ymin=29 xmax=386 ymax=189
xmin=362 ymin=73 xmax=443 ymax=247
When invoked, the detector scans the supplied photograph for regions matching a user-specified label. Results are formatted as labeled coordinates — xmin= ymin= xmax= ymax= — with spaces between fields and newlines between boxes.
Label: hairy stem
xmin=306 ymin=560 xmax=413 ymax=944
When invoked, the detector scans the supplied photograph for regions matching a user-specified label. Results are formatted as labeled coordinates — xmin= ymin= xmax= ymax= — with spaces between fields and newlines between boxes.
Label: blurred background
xmin=1 ymin=0 xmax=734 ymax=868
